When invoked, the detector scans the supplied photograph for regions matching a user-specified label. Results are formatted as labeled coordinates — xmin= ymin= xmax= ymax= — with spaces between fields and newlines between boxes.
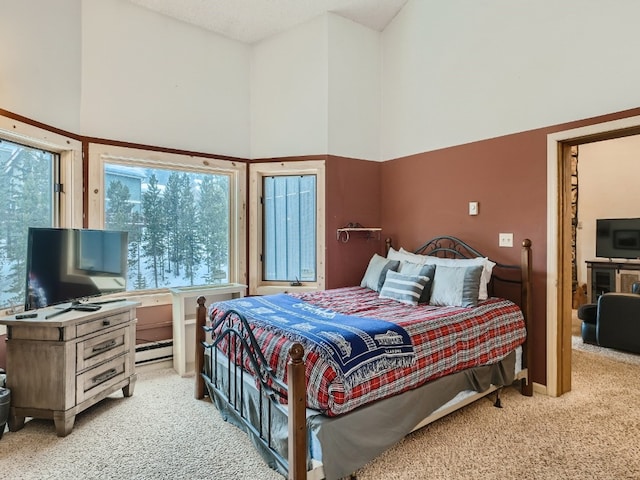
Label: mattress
xmin=208 ymin=286 xmax=527 ymax=416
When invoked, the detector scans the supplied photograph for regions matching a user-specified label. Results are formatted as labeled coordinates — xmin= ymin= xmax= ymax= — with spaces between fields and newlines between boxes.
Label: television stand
xmin=586 ymin=259 xmax=640 ymax=302
xmin=0 ymin=301 xmax=139 ymax=436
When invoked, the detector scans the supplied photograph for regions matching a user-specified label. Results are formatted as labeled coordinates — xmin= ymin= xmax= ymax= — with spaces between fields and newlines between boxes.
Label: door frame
xmin=546 ymin=114 xmax=640 ymax=397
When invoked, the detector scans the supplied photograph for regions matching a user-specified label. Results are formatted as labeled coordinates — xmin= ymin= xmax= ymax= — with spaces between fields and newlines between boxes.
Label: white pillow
xmin=389 ymin=247 xmax=429 ymax=265
xmin=398 ymin=248 xmax=495 ymax=300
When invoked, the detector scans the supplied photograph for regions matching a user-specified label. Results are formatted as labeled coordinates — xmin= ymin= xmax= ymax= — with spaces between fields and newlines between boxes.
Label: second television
xmin=596 ymin=218 xmax=640 ymax=259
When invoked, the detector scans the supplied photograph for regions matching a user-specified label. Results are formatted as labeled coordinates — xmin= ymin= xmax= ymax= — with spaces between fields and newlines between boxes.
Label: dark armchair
xmin=578 ymin=292 xmax=640 ymax=354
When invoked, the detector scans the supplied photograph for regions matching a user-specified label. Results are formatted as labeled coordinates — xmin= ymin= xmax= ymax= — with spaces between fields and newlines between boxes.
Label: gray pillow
xmin=399 ymin=261 xmax=436 ymax=303
xmin=429 ymin=265 xmax=483 ymax=307
xmin=361 ymin=254 xmax=400 ymax=292
xmin=379 ymin=270 xmax=429 ymax=306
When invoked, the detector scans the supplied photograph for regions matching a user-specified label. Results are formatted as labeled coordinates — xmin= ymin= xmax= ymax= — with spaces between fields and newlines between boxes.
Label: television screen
xmin=24 ymin=227 xmax=128 ymax=311
xmin=596 ymin=218 xmax=640 ymax=259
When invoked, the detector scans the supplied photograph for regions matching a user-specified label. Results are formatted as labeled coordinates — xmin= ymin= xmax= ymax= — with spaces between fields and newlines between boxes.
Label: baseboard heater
xmin=135 ymin=340 xmax=173 ymax=367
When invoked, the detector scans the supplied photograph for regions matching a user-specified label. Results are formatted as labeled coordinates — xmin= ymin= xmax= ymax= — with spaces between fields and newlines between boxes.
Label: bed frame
xmin=195 ymin=236 xmax=533 ymax=480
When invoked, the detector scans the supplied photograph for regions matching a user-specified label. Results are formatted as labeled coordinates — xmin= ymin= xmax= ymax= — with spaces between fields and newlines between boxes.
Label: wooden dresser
xmin=0 ymin=301 xmax=138 ymax=436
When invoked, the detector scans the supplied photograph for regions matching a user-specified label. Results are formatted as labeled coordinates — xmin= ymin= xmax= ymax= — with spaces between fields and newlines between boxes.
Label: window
xmin=249 ymin=161 xmax=325 ymax=295
xmin=0 ymin=139 xmax=57 ymax=307
xmin=0 ymin=116 xmax=81 ymax=312
xmin=88 ymin=145 xmax=246 ymax=293
xmin=263 ymin=175 xmax=316 ymax=282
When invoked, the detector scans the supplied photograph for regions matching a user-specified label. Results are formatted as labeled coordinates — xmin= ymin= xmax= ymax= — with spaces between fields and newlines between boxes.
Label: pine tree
xmin=105 ymin=180 xmax=134 ymax=231
xmin=2 ymin=147 xmax=52 ymax=302
xmin=177 ymin=173 xmax=200 ymax=285
xmin=199 ymin=175 xmax=229 ymax=283
xmin=127 ymin=210 xmax=144 ymax=289
xmin=163 ymin=172 xmax=182 ymax=277
xmin=141 ymin=174 xmax=165 ymax=288
xmin=106 ymin=179 xmax=138 ymax=286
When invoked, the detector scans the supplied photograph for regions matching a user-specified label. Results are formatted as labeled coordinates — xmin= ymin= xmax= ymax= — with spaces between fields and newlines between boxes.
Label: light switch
xmin=499 ymin=233 xmax=514 ymax=247
xmin=468 ymin=202 xmax=479 ymax=216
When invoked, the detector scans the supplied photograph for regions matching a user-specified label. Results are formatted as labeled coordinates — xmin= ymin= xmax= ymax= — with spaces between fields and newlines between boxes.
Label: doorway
xmin=547 ymin=115 xmax=640 ymax=397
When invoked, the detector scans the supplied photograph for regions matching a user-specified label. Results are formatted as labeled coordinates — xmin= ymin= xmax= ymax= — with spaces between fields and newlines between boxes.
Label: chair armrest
xmin=577 ymin=303 xmax=597 ymax=324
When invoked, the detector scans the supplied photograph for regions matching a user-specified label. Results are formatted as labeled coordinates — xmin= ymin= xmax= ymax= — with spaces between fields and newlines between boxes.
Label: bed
xmin=194 ymin=235 xmax=533 ymax=480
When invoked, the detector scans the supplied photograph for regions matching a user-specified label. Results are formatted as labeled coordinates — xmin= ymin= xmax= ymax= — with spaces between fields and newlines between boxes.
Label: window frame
xmin=249 ymin=160 xmax=325 ymax=296
xmin=0 ymin=116 xmax=82 ymax=229
xmin=87 ymin=143 xmax=247 ymax=296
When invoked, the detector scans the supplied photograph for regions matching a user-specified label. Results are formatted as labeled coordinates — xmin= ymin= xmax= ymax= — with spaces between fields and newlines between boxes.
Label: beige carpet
xmin=356 ymin=344 xmax=640 ymax=479
xmin=1 ymin=347 xmax=639 ymax=480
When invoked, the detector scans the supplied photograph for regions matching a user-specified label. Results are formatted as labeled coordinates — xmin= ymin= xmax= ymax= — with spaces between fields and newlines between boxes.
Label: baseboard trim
xmin=135 ymin=340 xmax=173 ymax=367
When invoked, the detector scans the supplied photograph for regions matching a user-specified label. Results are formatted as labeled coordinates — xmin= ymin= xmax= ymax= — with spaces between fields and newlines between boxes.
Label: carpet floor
xmin=1 ymin=344 xmax=639 ymax=479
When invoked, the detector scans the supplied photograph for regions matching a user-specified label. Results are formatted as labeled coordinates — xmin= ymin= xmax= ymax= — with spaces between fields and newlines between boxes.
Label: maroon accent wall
xmin=136 ymin=304 xmax=173 ymax=345
xmin=325 ymin=156 xmax=383 ymax=289
xmin=381 ymin=107 xmax=640 ymax=385
xmin=381 ymin=134 xmax=548 ymax=384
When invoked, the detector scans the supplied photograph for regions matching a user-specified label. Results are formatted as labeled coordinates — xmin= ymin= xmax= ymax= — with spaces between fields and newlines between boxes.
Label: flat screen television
xmin=596 ymin=218 xmax=640 ymax=259
xmin=24 ymin=227 xmax=128 ymax=311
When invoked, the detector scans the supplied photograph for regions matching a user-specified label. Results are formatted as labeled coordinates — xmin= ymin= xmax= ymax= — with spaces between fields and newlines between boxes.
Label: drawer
xmin=76 ymin=354 xmax=129 ymax=404
xmin=76 ymin=311 xmax=132 ymax=338
xmin=76 ymin=326 xmax=131 ymax=372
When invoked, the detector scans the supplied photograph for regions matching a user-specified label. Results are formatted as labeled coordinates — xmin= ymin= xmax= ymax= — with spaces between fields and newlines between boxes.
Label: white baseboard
xmin=135 ymin=340 xmax=173 ymax=369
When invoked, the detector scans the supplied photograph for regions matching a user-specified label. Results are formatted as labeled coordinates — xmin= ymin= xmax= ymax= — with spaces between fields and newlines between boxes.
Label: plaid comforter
xmin=208 ymin=286 xmax=526 ymax=417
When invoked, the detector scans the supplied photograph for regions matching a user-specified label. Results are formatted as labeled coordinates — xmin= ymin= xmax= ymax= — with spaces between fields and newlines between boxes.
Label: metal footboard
xmin=195 ymin=297 xmax=306 ymax=478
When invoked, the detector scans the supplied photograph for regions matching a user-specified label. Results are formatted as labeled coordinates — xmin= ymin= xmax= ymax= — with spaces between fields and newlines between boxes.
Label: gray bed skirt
xmin=203 ymin=350 xmax=516 ymax=480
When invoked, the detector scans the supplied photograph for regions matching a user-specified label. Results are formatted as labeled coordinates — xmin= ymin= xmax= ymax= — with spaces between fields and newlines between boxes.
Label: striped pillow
xmin=399 ymin=261 xmax=436 ymax=303
xmin=379 ymin=270 xmax=430 ymax=306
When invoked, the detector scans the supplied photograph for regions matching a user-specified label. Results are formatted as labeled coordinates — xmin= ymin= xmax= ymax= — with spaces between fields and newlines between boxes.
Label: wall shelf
xmin=336 ymin=226 xmax=382 ymax=243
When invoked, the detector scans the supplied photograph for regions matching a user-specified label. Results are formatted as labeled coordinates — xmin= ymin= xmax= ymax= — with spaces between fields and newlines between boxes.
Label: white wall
xmin=328 ymin=15 xmax=381 ymax=161
xmin=5 ymin=0 xmax=640 ymax=161
xmin=0 ymin=0 xmax=82 ymax=133
xmin=576 ymin=135 xmax=640 ymax=283
xmin=81 ymin=0 xmax=251 ymax=157
xmin=250 ymin=13 xmax=381 ymax=160
xmin=250 ymin=15 xmax=329 ymax=159
xmin=381 ymin=0 xmax=640 ymax=160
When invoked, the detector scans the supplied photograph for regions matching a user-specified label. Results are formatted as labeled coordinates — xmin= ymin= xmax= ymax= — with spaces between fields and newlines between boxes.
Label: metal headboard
xmin=386 ymin=235 xmax=524 ymax=299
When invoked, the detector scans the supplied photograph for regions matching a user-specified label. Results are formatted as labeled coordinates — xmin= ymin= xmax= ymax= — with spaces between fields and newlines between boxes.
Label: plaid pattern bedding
xmin=208 ymin=286 xmax=526 ymax=417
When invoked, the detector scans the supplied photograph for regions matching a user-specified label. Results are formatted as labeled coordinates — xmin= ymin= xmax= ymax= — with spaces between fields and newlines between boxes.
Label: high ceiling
xmin=128 ymin=0 xmax=408 ymax=44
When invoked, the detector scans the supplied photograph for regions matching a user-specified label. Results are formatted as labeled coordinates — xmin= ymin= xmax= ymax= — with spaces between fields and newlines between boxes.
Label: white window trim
xmin=87 ymin=143 xmax=247 ymax=295
xmin=0 ymin=116 xmax=82 ymax=229
xmin=249 ymin=160 xmax=326 ymax=296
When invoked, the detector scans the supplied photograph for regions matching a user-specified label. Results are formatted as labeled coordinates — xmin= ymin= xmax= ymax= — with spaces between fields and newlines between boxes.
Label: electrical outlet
xmin=499 ymin=233 xmax=514 ymax=247
xmin=468 ymin=201 xmax=479 ymax=216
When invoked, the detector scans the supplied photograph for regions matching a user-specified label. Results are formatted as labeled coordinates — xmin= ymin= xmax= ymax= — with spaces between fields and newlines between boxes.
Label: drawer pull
xmin=103 ymin=320 xmax=111 ymax=326
xmin=92 ymin=339 xmax=117 ymax=353
xmin=93 ymin=368 xmax=118 ymax=384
